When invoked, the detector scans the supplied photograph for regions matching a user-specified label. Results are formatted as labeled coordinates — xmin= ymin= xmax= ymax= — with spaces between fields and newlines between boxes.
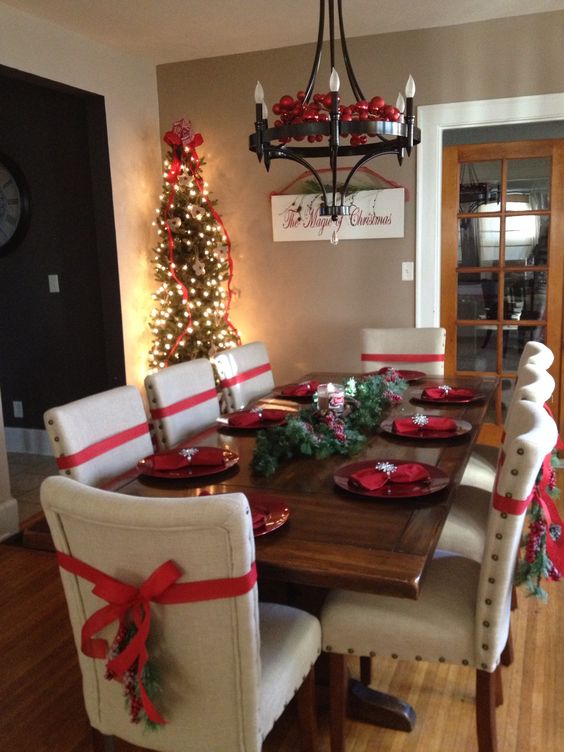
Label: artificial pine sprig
xmin=252 ymin=373 xmax=406 ymax=477
xmin=516 ymin=453 xmax=561 ymax=600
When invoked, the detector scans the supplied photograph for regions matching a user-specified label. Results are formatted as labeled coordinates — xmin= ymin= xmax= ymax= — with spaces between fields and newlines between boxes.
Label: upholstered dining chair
xmin=360 ymin=327 xmax=446 ymax=376
xmin=214 ymin=341 xmax=275 ymax=412
xmin=437 ymin=366 xmax=556 ymax=564
xmin=41 ymin=476 xmax=321 ymax=752
xmin=144 ymin=358 xmax=220 ymax=450
xmin=321 ymin=400 xmax=557 ymax=752
xmin=43 ymin=386 xmax=153 ymax=487
xmin=517 ymin=339 xmax=554 ymax=370
xmin=461 ymin=361 xmax=555 ymax=493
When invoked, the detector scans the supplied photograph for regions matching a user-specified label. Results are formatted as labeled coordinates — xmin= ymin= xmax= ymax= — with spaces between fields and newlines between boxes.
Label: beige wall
xmin=157 ymin=11 xmax=564 ymax=382
xmin=0 ymin=2 xmax=161 ymax=389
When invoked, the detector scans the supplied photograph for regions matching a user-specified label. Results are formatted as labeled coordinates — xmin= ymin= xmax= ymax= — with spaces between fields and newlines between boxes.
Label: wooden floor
xmin=1 ymin=534 xmax=563 ymax=752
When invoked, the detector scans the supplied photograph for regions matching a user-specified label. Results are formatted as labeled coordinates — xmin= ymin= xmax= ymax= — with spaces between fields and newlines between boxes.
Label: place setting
xmin=136 ymin=445 xmax=239 ymax=479
xmin=379 ymin=413 xmax=472 ymax=440
xmin=272 ymin=379 xmax=319 ymax=402
xmin=195 ymin=488 xmax=290 ymax=537
xmin=412 ymin=383 xmax=485 ymax=405
xmin=368 ymin=367 xmax=426 ymax=382
xmin=334 ymin=458 xmax=450 ymax=500
xmin=216 ymin=406 xmax=289 ymax=430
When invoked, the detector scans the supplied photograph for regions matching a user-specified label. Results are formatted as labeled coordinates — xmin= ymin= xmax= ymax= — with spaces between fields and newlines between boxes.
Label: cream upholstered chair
xmin=437 ymin=367 xmax=555 ymax=564
xmin=144 ymin=359 xmax=220 ymax=450
xmin=41 ymin=476 xmax=321 ymax=752
xmin=214 ymin=341 xmax=275 ymax=412
xmin=518 ymin=340 xmax=554 ymax=370
xmin=321 ymin=400 xmax=557 ymax=752
xmin=43 ymin=386 xmax=153 ymax=487
xmin=461 ymin=361 xmax=555 ymax=493
xmin=360 ymin=327 xmax=446 ymax=376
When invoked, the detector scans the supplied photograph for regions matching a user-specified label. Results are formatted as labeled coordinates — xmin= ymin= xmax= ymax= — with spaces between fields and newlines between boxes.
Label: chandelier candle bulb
xmin=329 ymin=67 xmax=340 ymax=92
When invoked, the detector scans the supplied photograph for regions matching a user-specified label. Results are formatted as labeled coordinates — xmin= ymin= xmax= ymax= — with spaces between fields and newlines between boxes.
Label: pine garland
xmin=516 ymin=455 xmax=561 ymax=601
xmin=252 ymin=373 xmax=407 ymax=477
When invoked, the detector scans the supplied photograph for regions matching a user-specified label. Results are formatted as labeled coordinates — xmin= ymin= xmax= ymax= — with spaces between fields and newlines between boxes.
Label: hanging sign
xmin=271 ymin=188 xmax=405 ymax=242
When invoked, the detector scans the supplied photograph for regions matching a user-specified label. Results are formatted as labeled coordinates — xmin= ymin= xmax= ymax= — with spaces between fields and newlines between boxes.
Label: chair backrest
xmin=360 ymin=327 xmax=446 ymax=376
xmin=474 ymin=401 xmax=557 ymax=670
xmin=43 ymin=386 xmax=153 ymax=487
xmin=41 ymin=476 xmax=262 ymax=751
xmin=144 ymin=359 xmax=220 ymax=450
xmin=503 ymin=364 xmax=555 ymax=441
xmin=517 ymin=340 xmax=554 ymax=371
xmin=214 ymin=341 xmax=275 ymax=412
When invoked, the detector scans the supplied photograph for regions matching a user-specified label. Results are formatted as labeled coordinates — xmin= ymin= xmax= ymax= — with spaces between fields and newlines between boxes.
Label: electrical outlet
xmin=402 ymin=261 xmax=414 ymax=281
xmin=48 ymin=274 xmax=60 ymax=293
xmin=13 ymin=401 xmax=23 ymax=419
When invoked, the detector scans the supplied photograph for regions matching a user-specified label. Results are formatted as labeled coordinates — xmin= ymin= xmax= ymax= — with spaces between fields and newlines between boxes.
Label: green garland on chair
xmin=516 ymin=456 xmax=561 ymax=601
xmin=251 ymin=373 xmax=407 ymax=477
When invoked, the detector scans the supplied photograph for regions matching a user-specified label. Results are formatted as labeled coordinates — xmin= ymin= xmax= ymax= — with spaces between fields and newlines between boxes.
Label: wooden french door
xmin=441 ymin=140 xmax=564 ymax=432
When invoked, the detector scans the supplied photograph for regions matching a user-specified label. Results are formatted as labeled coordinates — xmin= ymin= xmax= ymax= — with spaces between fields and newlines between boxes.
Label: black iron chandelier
xmin=249 ymin=0 xmax=420 ymax=235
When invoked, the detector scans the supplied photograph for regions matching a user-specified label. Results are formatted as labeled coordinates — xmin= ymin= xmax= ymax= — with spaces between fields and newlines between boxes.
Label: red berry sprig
xmin=271 ymin=91 xmax=401 ymax=146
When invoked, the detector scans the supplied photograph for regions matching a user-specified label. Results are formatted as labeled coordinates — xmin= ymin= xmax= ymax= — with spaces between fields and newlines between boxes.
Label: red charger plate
xmin=247 ymin=492 xmax=290 ymax=537
xmin=379 ymin=417 xmax=473 ymax=440
xmin=137 ymin=449 xmax=239 ymax=479
xmin=334 ymin=459 xmax=449 ymax=499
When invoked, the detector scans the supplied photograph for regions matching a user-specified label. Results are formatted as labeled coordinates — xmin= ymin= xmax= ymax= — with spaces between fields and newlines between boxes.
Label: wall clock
xmin=0 ymin=153 xmax=31 ymax=257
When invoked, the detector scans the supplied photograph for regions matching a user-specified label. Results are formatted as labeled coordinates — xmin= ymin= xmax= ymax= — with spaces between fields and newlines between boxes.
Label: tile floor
xmin=7 ymin=452 xmax=58 ymax=526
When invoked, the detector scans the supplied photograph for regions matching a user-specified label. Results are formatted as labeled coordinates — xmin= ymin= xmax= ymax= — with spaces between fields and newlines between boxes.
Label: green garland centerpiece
xmin=252 ymin=372 xmax=407 ymax=477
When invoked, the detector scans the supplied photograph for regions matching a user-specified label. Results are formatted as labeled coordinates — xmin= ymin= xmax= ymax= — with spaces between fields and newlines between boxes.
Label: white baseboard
xmin=0 ymin=496 xmax=19 ymax=540
xmin=5 ymin=427 xmax=52 ymax=455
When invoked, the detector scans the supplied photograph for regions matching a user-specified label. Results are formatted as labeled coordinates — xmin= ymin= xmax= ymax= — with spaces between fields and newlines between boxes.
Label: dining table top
xmin=105 ymin=372 xmax=497 ymax=601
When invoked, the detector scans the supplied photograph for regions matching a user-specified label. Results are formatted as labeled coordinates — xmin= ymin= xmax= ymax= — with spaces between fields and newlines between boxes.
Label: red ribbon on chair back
xmin=56 ymin=423 xmax=150 ymax=470
xmin=493 ymin=451 xmax=564 ymax=574
xmin=57 ymin=551 xmax=257 ymax=724
xmin=219 ymin=362 xmax=272 ymax=389
xmin=361 ymin=353 xmax=445 ymax=363
xmin=150 ymin=387 xmax=218 ymax=420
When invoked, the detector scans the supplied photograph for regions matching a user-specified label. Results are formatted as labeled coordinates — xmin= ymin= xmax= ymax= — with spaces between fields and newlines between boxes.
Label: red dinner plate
xmin=218 ymin=413 xmax=288 ymax=430
xmin=373 ymin=369 xmax=426 ymax=382
xmin=334 ymin=459 xmax=449 ymax=499
xmin=414 ymin=392 xmax=484 ymax=405
xmin=246 ymin=492 xmax=290 ymax=537
xmin=379 ymin=417 xmax=473 ymax=440
xmin=137 ymin=449 xmax=239 ymax=479
xmin=273 ymin=386 xmax=316 ymax=401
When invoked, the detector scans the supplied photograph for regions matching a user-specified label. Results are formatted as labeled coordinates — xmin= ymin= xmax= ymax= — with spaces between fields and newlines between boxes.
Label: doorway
xmin=441 ymin=139 xmax=564 ymax=427
xmin=0 ymin=65 xmax=125 ymax=449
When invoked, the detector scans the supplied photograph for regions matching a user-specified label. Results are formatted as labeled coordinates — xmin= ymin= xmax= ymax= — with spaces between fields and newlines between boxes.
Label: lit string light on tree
xmin=148 ymin=119 xmax=240 ymax=371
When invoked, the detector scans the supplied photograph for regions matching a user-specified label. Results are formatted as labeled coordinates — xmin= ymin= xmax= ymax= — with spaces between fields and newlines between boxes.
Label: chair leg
xmin=91 ymin=729 xmax=115 ymax=752
xmin=329 ymin=653 xmax=348 ymax=752
xmin=510 ymin=584 xmax=518 ymax=611
xmin=296 ymin=666 xmax=317 ymax=752
xmin=476 ymin=668 xmax=498 ymax=752
xmin=500 ymin=627 xmax=514 ymax=667
xmin=495 ymin=665 xmax=504 ymax=708
xmin=360 ymin=655 xmax=372 ymax=685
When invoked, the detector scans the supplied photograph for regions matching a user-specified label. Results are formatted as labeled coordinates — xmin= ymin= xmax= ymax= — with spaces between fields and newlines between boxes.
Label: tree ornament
xmin=192 ymin=258 xmax=205 ymax=276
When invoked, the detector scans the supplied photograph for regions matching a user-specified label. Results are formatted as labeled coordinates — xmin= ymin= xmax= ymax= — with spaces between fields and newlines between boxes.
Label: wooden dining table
xmin=103 ymin=371 xmax=497 ymax=732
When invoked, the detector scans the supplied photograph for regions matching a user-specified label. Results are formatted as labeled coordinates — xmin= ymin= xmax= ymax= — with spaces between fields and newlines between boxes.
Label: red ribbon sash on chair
xmin=56 ymin=423 xmax=150 ymax=470
xmin=493 ymin=451 xmax=564 ymax=574
xmin=361 ymin=353 xmax=445 ymax=363
xmin=219 ymin=362 xmax=272 ymax=389
xmin=57 ymin=551 xmax=257 ymax=724
xmin=149 ymin=387 xmax=218 ymax=420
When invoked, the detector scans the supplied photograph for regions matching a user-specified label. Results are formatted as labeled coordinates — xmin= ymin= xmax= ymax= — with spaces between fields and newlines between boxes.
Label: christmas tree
xmin=148 ymin=119 xmax=240 ymax=372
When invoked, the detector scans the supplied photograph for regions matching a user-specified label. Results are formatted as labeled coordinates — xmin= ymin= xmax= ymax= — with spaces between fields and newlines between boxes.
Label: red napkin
xmin=349 ymin=462 xmax=431 ymax=491
xmin=228 ymin=409 xmax=287 ymax=428
xmin=252 ymin=509 xmax=267 ymax=530
xmin=280 ymin=380 xmax=319 ymax=396
xmin=151 ymin=446 xmax=226 ymax=470
xmin=392 ymin=416 xmax=458 ymax=435
xmin=422 ymin=387 xmax=475 ymax=401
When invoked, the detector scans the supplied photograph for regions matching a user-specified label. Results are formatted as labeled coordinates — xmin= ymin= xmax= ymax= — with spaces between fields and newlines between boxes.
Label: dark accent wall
xmin=0 ymin=66 xmax=125 ymax=429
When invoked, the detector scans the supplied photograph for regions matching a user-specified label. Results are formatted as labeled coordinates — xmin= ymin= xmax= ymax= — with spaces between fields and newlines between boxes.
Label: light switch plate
xmin=402 ymin=262 xmax=414 ymax=281
xmin=13 ymin=401 xmax=23 ymax=418
xmin=48 ymin=274 xmax=60 ymax=293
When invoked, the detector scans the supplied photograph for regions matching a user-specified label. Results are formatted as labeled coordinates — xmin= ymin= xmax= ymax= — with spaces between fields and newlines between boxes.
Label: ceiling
xmin=3 ymin=0 xmax=564 ymax=65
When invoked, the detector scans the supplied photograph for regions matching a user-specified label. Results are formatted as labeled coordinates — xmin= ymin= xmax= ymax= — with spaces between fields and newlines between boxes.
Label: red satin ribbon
xmin=150 ymin=387 xmax=217 ymax=420
xmin=219 ymin=362 xmax=272 ymax=389
xmin=56 ymin=551 xmax=257 ymax=724
xmin=493 ymin=451 xmax=564 ymax=573
xmin=361 ymin=353 xmax=445 ymax=363
xmin=56 ymin=423 xmax=150 ymax=470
